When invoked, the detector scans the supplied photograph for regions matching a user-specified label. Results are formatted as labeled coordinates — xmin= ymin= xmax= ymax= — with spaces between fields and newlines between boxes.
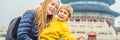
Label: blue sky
xmin=0 ymin=0 xmax=120 ymax=27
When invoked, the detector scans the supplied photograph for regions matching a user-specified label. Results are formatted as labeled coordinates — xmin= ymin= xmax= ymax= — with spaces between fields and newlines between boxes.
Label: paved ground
xmin=0 ymin=37 xmax=5 ymax=40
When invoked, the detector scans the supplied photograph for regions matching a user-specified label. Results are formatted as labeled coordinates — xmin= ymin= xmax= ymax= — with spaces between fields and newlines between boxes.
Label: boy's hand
xmin=77 ymin=35 xmax=84 ymax=40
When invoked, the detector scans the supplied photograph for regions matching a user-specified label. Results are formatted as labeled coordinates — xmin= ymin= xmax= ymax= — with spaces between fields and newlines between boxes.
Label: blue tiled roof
xmin=61 ymin=0 xmax=115 ymax=5
xmin=71 ymin=4 xmax=119 ymax=17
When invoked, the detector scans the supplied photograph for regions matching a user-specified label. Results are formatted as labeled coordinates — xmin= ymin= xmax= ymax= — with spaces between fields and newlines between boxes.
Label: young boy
xmin=39 ymin=4 xmax=84 ymax=40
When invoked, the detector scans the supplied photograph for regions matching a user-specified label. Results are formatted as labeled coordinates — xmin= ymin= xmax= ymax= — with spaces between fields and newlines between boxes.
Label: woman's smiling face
xmin=47 ymin=0 xmax=59 ymax=15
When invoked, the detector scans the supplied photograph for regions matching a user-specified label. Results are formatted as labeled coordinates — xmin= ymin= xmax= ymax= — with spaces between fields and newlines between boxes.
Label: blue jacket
xmin=17 ymin=10 xmax=38 ymax=40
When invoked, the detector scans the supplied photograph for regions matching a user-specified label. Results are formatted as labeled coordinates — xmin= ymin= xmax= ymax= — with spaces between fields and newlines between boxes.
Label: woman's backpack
xmin=6 ymin=16 xmax=21 ymax=40
xmin=6 ymin=10 xmax=36 ymax=40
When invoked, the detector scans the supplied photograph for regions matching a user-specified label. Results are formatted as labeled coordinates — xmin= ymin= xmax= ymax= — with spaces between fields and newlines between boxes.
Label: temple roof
xmin=61 ymin=0 xmax=115 ymax=5
xmin=71 ymin=4 xmax=120 ymax=17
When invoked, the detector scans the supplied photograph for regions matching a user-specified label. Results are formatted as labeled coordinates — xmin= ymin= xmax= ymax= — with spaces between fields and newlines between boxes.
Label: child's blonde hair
xmin=58 ymin=4 xmax=73 ymax=18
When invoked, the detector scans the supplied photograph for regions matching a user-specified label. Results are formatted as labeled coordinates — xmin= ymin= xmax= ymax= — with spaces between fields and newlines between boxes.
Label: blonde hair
xmin=58 ymin=4 xmax=73 ymax=18
xmin=34 ymin=0 xmax=59 ymax=36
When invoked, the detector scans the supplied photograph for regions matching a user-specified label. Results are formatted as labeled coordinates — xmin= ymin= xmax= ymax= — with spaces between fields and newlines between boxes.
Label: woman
xmin=17 ymin=0 xmax=60 ymax=40
xmin=39 ymin=4 xmax=84 ymax=40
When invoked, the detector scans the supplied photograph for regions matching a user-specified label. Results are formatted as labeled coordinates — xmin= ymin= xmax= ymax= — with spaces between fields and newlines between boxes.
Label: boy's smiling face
xmin=58 ymin=8 xmax=69 ymax=21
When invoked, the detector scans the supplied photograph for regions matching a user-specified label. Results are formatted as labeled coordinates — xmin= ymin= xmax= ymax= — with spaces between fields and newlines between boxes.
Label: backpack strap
xmin=12 ymin=16 xmax=21 ymax=40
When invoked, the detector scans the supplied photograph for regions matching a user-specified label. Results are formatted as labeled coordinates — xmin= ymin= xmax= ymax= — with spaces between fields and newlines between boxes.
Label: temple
xmin=61 ymin=0 xmax=120 ymax=40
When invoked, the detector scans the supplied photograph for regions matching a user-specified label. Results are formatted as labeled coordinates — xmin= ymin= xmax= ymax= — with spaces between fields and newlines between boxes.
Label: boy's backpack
xmin=6 ymin=16 xmax=21 ymax=40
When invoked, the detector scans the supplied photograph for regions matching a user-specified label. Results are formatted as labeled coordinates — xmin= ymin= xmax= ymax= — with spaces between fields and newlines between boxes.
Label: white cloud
xmin=0 ymin=0 xmax=43 ymax=26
